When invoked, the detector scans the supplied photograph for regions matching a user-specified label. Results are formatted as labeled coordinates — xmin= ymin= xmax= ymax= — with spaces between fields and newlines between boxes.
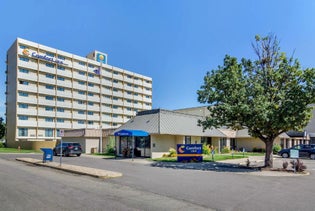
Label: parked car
xmin=53 ymin=142 xmax=82 ymax=157
xmin=278 ymin=144 xmax=315 ymax=159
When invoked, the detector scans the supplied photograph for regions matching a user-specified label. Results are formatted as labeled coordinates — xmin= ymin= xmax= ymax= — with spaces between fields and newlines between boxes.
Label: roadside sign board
xmin=177 ymin=144 xmax=203 ymax=162
xmin=290 ymin=149 xmax=299 ymax=158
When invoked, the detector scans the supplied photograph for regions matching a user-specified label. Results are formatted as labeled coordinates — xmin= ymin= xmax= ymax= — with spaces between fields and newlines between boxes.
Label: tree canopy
xmin=197 ymin=34 xmax=315 ymax=167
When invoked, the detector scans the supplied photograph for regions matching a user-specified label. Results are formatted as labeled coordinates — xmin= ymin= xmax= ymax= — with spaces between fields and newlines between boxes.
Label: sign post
xmin=59 ymin=129 xmax=64 ymax=166
xmin=290 ymin=149 xmax=299 ymax=173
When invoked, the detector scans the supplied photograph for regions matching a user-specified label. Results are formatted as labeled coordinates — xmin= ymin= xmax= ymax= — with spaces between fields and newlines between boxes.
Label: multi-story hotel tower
xmin=6 ymin=38 xmax=152 ymax=147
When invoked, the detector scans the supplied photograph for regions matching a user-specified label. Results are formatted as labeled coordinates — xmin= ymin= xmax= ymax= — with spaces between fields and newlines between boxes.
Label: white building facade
xmin=6 ymin=38 xmax=152 ymax=147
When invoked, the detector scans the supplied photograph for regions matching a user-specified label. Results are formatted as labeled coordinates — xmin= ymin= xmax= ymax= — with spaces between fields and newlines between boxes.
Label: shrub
xmin=106 ymin=147 xmax=115 ymax=154
xmin=273 ymin=144 xmax=282 ymax=154
xmin=282 ymin=161 xmax=288 ymax=169
xmin=290 ymin=159 xmax=307 ymax=172
xmin=168 ymin=147 xmax=177 ymax=157
xmin=0 ymin=143 xmax=4 ymax=148
xmin=221 ymin=146 xmax=230 ymax=154
xmin=202 ymin=144 xmax=211 ymax=155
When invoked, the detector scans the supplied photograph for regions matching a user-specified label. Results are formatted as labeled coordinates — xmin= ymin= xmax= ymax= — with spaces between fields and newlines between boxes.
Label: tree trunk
xmin=264 ymin=140 xmax=274 ymax=168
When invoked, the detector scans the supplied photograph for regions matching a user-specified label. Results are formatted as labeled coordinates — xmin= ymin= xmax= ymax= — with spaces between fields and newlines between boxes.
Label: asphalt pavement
xmin=15 ymin=154 xmax=310 ymax=178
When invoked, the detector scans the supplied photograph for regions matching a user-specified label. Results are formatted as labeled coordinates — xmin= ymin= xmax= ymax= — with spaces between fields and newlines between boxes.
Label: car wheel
xmin=310 ymin=154 xmax=315 ymax=160
xmin=77 ymin=153 xmax=81 ymax=157
xmin=282 ymin=152 xmax=289 ymax=158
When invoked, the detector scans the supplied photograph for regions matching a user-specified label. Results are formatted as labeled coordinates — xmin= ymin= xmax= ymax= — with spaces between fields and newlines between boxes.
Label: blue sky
xmin=1 ymin=0 xmax=315 ymax=119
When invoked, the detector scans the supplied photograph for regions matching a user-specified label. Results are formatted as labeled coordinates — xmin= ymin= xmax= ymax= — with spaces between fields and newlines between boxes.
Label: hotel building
xmin=5 ymin=38 xmax=152 ymax=148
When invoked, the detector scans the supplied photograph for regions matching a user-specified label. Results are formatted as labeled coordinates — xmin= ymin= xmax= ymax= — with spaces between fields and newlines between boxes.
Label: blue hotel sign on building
xmin=177 ymin=144 xmax=203 ymax=162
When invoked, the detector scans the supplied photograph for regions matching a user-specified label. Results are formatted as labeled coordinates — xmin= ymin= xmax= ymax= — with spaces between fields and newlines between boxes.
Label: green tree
xmin=197 ymin=34 xmax=315 ymax=168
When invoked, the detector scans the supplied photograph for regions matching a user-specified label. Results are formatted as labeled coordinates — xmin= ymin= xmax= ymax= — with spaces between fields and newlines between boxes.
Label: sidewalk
xmin=16 ymin=157 xmax=122 ymax=179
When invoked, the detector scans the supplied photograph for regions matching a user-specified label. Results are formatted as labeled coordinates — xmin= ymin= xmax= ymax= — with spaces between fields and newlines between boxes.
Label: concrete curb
xmin=16 ymin=158 xmax=123 ymax=179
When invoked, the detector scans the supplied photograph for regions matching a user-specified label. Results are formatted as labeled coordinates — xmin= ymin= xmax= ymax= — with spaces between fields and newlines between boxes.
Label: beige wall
xmin=8 ymin=140 xmax=57 ymax=151
xmin=6 ymin=40 xmax=18 ymax=147
xmin=151 ymin=134 xmax=176 ymax=152
xmin=236 ymin=138 xmax=264 ymax=151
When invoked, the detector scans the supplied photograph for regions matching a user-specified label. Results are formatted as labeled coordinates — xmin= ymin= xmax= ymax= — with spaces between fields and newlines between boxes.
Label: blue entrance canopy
xmin=114 ymin=129 xmax=149 ymax=137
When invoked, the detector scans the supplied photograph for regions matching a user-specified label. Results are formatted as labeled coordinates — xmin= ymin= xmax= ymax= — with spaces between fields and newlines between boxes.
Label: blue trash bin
xmin=40 ymin=148 xmax=53 ymax=163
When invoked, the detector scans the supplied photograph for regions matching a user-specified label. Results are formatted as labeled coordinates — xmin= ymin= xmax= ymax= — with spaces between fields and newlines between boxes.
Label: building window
xmin=57 ymin=76 xmax=65 ymax=81
xmin=77 ymin=100 xmax=84 ymax=104
xmin=57 ymin=66 xmax=65 ymax=70
xmin=45 ymin=106 xmax=54 ymax=111
xmin=78 ymin=120 xmax=85 ymax=124
xmin=79 ymin=61 xmax=86 ymax=66
xmin=88 ymin=92 xmax=94 ymax=96
xmin=57 ymin=118 xmax=64 ymax=123
xmin=88 ymin=102 xmax=94 ymax=106
xmin=19 ymin=103 xmax=28 ymax=109
xmin=88 ymin=73 xmax=94 ymax=78
xmin=57 ymin=87 xmax=65 ymax=91
xmin=78 ymin=110 xmax=85 ymax=114
xmin=88 ymin=64 xmax=94 ymax=68
xmin=45 ymin=129 xmax=53 ymax=137
xmin=19 ymin=81 xmax=29 ymax=85
xmin=19 ymin=45 xmax=27 ymax=49
xmin=46 ymin=85 xmax=54 ymax=90
xmin=57 ymin=108 xmax=64 ymax=112
xmin=78 ymin=91 xmax=85 ymax=95
xmin=88 ymin=111 xmax=93 ymax=115
xmin=19 ymin=57 xmax=29 ymax=62
xmin=45 ymin=117 xmax=54 ymax=122
xmin=18 ymin=128 xmax=28 ymax=136
xmin=57 ymin=55 xmax=65 ymax=60
xmin=88 ymin=83 xmax=94 ymax=87
xmin=57 ymin=97 xmax=64 ymax=102
xmin=185 ymin=136 xmax=191 ymax=144
xmin=45 ymin=63 xmax=55 ymax=68
xmin=79 ymin=71 xmax=86 ymax=76
xmin=46 ymin=74 xmax=55 ymax=79
xmin=19 ymin=92 xmax=28 ymax=97
xmin=18 ymin=116 xmax=28 ymax=120
xmin=19 ymin=68 xmax=29 ymax=73
xmin=45 ymin=96 xmax=54 ymax=100
xmin=113 ymin=114 xmax=118 ymax=118
xmin=220 ymin=138 xmax=227 ymax=150
xmin=46 ymin=52 xmax=55 ymax=57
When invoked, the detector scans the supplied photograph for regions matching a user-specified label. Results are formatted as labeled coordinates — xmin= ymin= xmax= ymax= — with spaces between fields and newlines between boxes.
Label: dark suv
xmin=278 ymin=144 xmax=315 ymax=159
xmin=53 ymin=142 xmax=82 ymax=157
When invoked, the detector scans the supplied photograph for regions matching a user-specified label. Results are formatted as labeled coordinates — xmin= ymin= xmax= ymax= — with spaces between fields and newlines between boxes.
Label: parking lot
xmin=1 ymin=153 xmax=315 ymax=210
